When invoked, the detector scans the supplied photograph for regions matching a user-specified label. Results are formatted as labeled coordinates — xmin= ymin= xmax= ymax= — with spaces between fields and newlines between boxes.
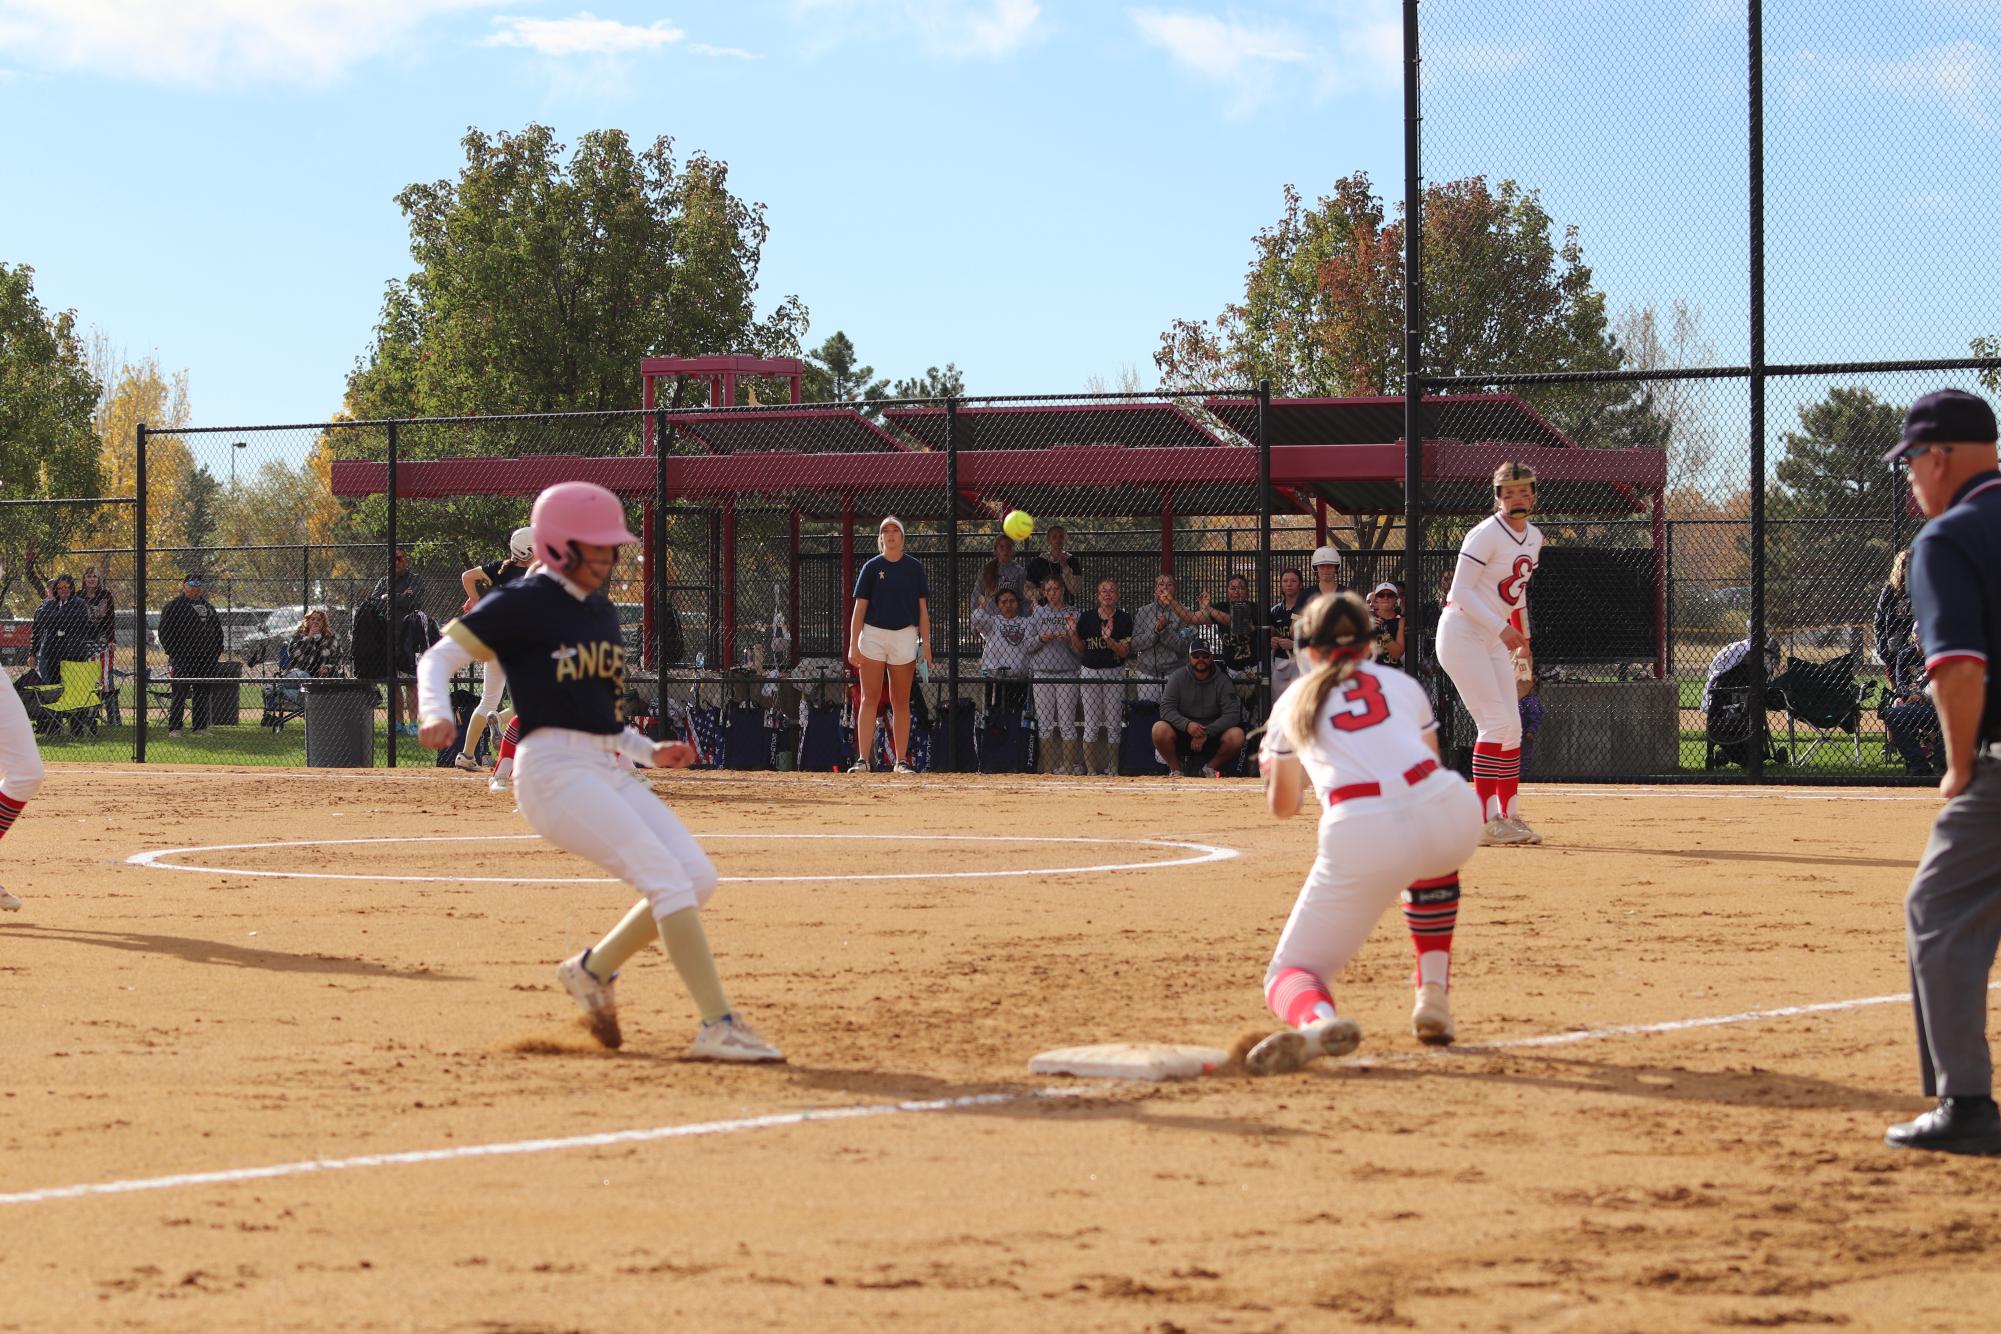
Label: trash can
xmin=303 ymin=680 xmax=376 ymax=767
xmin=208 ymin=661 xmax=245 ymax=727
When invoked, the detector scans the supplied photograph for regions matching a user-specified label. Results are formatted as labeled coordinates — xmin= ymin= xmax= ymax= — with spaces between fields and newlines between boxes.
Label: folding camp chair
xmin=259 ymin=645 xmax=308 ymax=732
xmin=1771 ymin=649 xmax=1872 ymax=768
xmin=34 ymin=659 xmax=105 ymax=738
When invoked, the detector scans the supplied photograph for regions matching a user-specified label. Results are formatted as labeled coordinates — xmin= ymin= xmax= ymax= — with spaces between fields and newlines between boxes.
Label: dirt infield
xmin=2 ymin=766 xmax=1995 ymax=1330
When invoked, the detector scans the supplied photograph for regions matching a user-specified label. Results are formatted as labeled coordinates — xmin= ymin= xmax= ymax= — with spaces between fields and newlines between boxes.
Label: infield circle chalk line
xmin=0 ymin=983 xmax=1969 ymax=1211
xmin=124 ymin=832 xmax=1240 ymax=884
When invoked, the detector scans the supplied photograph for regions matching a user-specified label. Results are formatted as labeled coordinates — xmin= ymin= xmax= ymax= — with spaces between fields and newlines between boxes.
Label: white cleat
xmin=453 ymin=753 xmax=482 ymax=772
xmin=687 ymin=1013 xmax=785 ymax=1064
xmin=1412 ymin=983 xmax=1456 ymax=1046
xmin=556 ymin=952 xmax=621 ymax=1049
xmin=1482 ymin=816 xmax=1533 ymax=847
xmin=0 ymin=888 xmax=20 ymax=912
xmin=1504 ymin=814 xmax=1543 ymax=846
xmin=1244 ymin=1016 xmax=1362 ymax=1076
xmin=892 ymin=760 xmax=916 ymax=774
xmin=489 ymin=773 xmax=512 ymax=794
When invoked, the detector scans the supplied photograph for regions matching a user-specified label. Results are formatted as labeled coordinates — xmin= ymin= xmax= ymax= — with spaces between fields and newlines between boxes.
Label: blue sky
xmin=2 ymin=0 xmax=1995 ymax=439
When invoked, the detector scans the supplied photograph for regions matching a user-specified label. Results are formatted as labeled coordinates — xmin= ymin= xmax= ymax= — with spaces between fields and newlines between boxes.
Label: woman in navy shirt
xmin=847 ymin=515 xmax=933 ymax=773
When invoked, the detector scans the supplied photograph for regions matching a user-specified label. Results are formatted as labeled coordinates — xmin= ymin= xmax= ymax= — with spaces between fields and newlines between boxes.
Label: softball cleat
xmin=488 ymin=773 xmax=512 ymax=794
xmin=452 ymin=753 xmax=482 ymax=772
xmin=1482 ymin=816 xmax=1533 ymax=846
xmin=1504 ymin=814 xmax=1543 ymax=845
xmin=0 ymin=888 xmax=20 ymax=912
xmin=1244 ymin=1016 xmax=1362 ymax=1076
xmin=687 ymin=1013 xmax=785 ymax=1064
xmin=1412 ymin=983 xmax=1455 ymax=1046
xmin=556 ymin=952 xmax=621 ymax=1049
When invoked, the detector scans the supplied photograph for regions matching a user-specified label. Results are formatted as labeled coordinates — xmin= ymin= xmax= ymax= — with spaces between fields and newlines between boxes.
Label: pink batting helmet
xmin=530 ymin=482 xmax=640 ymax=569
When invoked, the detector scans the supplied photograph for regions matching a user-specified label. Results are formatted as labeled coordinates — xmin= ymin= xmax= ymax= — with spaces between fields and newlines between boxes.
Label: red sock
xmin=498 ymin=717 xmax=520 ymax=761
xmin=0 ymin=792 xmax=25 ymax=841
xmin=1496 ymin=747 xmax=1522 ymax=819
xmin=1471 ymin=741 xmax=1505 ymax=819
xmin=1265 ymin=966 xmax=1337 ymax=1029
xmin=1403 ymin=874 xmax=1460 ymax=988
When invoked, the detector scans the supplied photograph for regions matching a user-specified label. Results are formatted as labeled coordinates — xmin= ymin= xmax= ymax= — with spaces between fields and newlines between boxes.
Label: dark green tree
xmin=803 ymin=331 xmax=888 ymax=402
xmin=1761 ymin=386 xmax=1907 ymax=627
xmin=892 ymin=364 xmax=965 ymax=400
xmin=0 ymin=264 xmax=104 ymax=610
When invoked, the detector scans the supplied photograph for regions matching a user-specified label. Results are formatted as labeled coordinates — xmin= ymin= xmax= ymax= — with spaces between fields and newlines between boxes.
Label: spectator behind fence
xmin=1028 ymin=574 xmax=1082 ymax=774
xmin=159 ymin=572 xmax=224 ymax=737
xmin=1883 ymin=642 xmax=1943 ymax=776
xmin=1269 ymin=568 xmax=1309 ymax=697
xmin=976 ymin=534 xmax=1030 ymax=610
xmin=289 ymin=608 xmax=343 ymax=678
xmin=1132 ymin=572 xmax=1200 ymax=703
xmin=30 ymin=572 xmax=95 ymax=686
xmin=30 ymin=550 xmax=119 ymax=713
xmin=1071 ymin=577 xmax=1132 ymax=776
xmin=1152 ymin=638 xmax=1245 ymax=777
xmin=372 ymin=548 xmax=425 ymax=731
xmin=1198 ymin=574 xmax=1260 ymax=682
xmin=1369 ymin=582 xmax=1406 ymax=669
xmin=1876 ymin=548 xmax=1917 ymax=672
xmin=971 ymin=584 xmax=1033 ymax=716
xmin=1024 ymin=524 xmax=1082 ymax=606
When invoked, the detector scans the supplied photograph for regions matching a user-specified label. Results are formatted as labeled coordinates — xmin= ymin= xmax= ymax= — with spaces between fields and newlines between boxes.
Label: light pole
xmin=230 ymin=440 xmax=247 ymax=490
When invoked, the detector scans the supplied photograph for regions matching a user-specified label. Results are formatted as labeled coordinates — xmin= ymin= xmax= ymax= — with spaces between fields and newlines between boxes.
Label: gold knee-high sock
xmin=585 ymin=899 xmax=657 ymax=979
xmin=462 ymin=709 xmax=493 ymax=757
xmin=657 ymin=908 xmax=733 ymax=1022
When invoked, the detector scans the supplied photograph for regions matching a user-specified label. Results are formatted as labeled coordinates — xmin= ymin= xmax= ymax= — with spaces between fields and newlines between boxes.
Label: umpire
xmin=1883 ymin=388 xmax=2001 ymax=1155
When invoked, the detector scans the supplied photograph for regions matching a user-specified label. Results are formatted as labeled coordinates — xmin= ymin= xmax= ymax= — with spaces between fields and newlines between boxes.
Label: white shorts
xmin=857 ymin=624 xmax=919 ymax=666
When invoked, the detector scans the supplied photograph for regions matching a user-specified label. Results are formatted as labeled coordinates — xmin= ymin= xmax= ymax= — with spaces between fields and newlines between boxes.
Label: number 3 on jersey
xmin=1326 ymin=672 xmax=1390 ymax=732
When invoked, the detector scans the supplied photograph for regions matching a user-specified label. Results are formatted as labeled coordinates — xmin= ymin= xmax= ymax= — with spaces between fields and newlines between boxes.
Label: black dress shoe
xmin=1886 ymin=1097 xmax=2001 ymax=1155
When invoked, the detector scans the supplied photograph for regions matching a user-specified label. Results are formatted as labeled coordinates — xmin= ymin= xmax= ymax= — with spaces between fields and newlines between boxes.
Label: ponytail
xmin=1276 ymin=591 xmax=1375 ymax=756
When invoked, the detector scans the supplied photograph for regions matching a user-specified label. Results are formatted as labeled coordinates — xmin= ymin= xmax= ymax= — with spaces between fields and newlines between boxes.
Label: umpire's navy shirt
xmin=854 ymin=554 xmax=928 ymax=631
xmin=447 ymin=572 xmax=625 ymax=737
xmin=1910 ymin=469 xmax=2001 ymax=742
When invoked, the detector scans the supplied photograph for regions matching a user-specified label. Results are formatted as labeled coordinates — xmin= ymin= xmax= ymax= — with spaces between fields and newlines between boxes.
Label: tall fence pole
xmin=1400 ymin=0 xmax=1426 ymax=655
xmin=386 ymin=419 xmax=399 ymax=769
xmin=655 ymin=407 xmax=670 ymax=702
xmin=944 ymin=397 xmax=961 ymax=771
xmin=1256 ymin=380 xmax=1273 ymax=690
xmin=1747 ymin=0 xmax=1768 ymax=782
xmin=134 ymin=423 xmax=148 ymax=764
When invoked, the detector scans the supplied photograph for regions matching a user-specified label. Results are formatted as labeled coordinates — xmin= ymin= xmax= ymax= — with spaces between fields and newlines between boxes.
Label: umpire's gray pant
xmin=1906 ymin=745 xmax=2001 ymax=1098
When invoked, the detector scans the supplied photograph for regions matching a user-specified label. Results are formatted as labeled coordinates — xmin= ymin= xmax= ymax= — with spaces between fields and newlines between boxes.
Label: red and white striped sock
xmin=1403 ymin=874 xmax=1460 ymax=989
xmin=1471 ymin=742 xmax=1506 ymax=820
xmin=495 ymin=717 xmax=520 ymax=778
xmin=0 ymin=791 xmax=26 ymax=841
xmin=1265 ymin=965 xmax=1338 ymax=1029
xmin=1496 ymin=748 xmax=1523 ymax=820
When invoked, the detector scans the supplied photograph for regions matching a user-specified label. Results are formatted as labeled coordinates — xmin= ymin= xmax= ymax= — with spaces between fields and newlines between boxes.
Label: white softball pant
xmin=1434 ymin=608 xmax=1520 ymax=748
xmin=1264 ymin=774 xmax=1481 ymax=991
xmin=1033 ymin=675 xmax=1079 ymax=740
xmin=0 ymin=672 xmax=46 ymax=803
xmin=1078 ymin=666 xmax=1124 ymax=741
xmin=515 ymin=729 xmax=718 ymax=921
xmin=474 ymin=659 xmax=507 ymax=717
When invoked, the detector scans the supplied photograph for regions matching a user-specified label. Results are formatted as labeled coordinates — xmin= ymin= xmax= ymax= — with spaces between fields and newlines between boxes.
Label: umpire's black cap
xmin=1883 ymin=388 xmax=1998 ymax=462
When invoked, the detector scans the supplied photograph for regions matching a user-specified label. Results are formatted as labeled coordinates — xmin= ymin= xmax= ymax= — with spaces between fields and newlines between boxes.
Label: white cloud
xmin=0 ymin=0 xmax=486 ymax=87
xmin=790 ymin=0 xmax=1041 ymax=61
xmin=688 ymin=42 xmax=760 ymax=60
xmin=1130 ymin=3 xmax=1397 ymax=112
xmin=483 ymin=13 xmax=684 ymax=57
xmin=1788 ymin=40 xmax=1999 ymax=130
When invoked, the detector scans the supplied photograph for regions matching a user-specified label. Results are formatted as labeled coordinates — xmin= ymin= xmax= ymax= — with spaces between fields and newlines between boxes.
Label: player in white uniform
xmin=1247 ymin=592 xmax=1484 ymax=1074
xmin=452 ymin=526 xmax=535 ymax=774
xmin=0 ymin=561 xmax=48 ymax=912
xmin=1435 ymin=462 xmax=1545 ymax=846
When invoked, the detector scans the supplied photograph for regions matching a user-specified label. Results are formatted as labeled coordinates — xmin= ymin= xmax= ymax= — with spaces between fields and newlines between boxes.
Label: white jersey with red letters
xmin=1446 ymin=512 xmax=1543 ymax=638
xmin=1261 ymin=662 xmax=1442 ymax=823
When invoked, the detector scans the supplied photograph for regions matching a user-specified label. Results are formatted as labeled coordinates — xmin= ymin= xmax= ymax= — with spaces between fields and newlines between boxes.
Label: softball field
xmin=1 ymin=768 xmax=1993 ymax=1331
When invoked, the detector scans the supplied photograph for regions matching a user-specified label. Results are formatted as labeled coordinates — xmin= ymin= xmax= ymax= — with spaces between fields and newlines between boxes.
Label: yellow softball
xmin=1003 ymin=509 xmax=1035 ymax=542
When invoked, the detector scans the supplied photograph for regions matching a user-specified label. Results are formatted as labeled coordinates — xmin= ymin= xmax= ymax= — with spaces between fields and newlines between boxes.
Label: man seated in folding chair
xmin=1881 ymin=641 xmax=1944 ymax=776
xmin=1702 ymin=636 xmax=1788 ymax=770
xmin=1770 ymin=646 xmax=1870 ymax=767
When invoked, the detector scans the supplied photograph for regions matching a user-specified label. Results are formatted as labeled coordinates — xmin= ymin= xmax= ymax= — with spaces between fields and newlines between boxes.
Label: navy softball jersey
xmin=446 ymin=573 xmax=626 ymax=737
xmin=479 ymin=558 xmax=530 ymax=591
xmin=854 ymin=554 xmax=928 ymax=630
